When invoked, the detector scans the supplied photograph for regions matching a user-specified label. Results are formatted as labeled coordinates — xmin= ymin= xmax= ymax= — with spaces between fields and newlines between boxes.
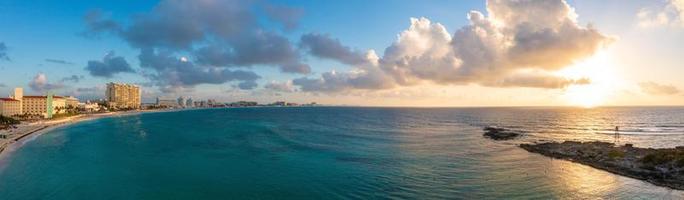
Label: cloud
xmin=264 ymin=81 xmax=296 ymax=92
xmin=69 ymin=86 xmax=107 ymax=100
xmin=139 ymin=48 xmax=261 ymax=92
xmin=294 ymin=0 xmax=612 ymax=93
xmin=263 ymin=3 xmax=304 ymax=31
xmin=61 ymin=75 xmax=84 ymax=83
xmin=637 ymin=0 xmax=684 ymax=28
xmin=639 ymin=81 xmax=681 ymax=95
xmin=82 ymin=0 xmax=308 ymax=91
xmin=300 ymin=33 xmax=369 ymax=65
xmin=237 ymin=81 xmax=258 ymax=90
xmin=0 ymin=42 xmax=9 ymax=61
xmin=81 ymin=9 xmax=121 ymax=38
xmin=0 ymin=83 xmax=6 ymax=87
xmin=76 ymin=87 xmax=99 ymax=92
xmin=194 ymin=31 xmax=310 ymax=73
xmin=45 ymin=59 xmax=74 ymax=65
xmin=85 ymin=51 xmax=134 ymax=78
xmin=29 ymin=73 xmax=64 ymax=92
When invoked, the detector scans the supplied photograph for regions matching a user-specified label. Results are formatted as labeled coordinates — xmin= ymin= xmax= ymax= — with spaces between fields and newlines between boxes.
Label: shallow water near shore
xmin=0 ymin=107 xmax=683 ymax=199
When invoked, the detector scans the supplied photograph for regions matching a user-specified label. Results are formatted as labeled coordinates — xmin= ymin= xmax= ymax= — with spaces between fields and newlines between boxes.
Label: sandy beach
xmin=0 ymin=110 xmax=164 ymax=158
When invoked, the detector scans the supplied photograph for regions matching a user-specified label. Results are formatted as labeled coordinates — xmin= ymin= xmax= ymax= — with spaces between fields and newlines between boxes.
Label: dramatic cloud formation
xmin=83 ymin=0 xmax=308 ymax=92
xmin=61 ymin=75 xmax=84 ymax=83
xmin=0 ymin=42 xmax=9 ymax=61
xmin=300 ymin=33 xmax=369 ymax=65
xmin=29 ymin=73 xmax=64 ymax=92
xmin=45 ymin=59 xmax=74 ymax=65
xmin=639 ymin=81 xmax=681 ymax=95
xmin=294 ymin=0 xmax=611 ymax=92
xmin=139 ymin=49 xmax=260 ymax=92
xmin=85 ymin=51 xmax=134 ymax=78
xmin=264 ymin=81 xmax=296 ymax=93
xmin=638 ymin=0 xmax=684 ymax=27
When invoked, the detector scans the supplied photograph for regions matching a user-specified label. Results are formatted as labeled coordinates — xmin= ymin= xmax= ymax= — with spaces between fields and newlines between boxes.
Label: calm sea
xmin=0 ymin=107 xmax=683 ymax=199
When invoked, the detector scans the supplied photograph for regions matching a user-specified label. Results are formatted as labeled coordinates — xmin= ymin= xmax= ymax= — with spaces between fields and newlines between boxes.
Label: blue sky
xmin=0 ymin=0 xmax=682 ymax=106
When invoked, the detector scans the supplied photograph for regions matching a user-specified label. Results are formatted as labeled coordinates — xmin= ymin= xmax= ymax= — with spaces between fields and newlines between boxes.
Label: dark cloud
xmin=194 ymin=31 xmax=310 ymax=73
xmin=237 ymin=81 xmax=258 ymax=90
xmin=29 ymin=73 xmax=64 ymax=92
xmin=45 ymin=59 xmax=74 ymax=65
xmin=639 ymin=82 xmax=681 ymax=95
xmin=300 ymin=33 xmax=369 ymax=65
xmin=82 ymin=0 xmax=307 ymax=92
xmin=0 ymin=42 xmax=9 ymax=61
xmin=85 ymin=51 xmax=134 ymax=78
xmin=139 ymin=48 xmax=261 ymax=92
xmin=81 ymin=9 xmax=121 ymax=38
xmin=61 ymin=75 xmax=85 ymax=83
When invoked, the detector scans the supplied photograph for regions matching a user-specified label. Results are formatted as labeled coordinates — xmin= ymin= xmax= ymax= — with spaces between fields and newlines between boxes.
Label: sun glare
xmin=557 ymin=50 xmax=620 ymax=108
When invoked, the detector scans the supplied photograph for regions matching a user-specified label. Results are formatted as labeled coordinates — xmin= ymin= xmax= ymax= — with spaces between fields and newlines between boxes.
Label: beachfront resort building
xmin=22 ymin=95 xmax=67 ymax=118
xmin=106 ymin=83 xmax=141 ymax=109
xmin=0 ymin=87 xmax=81 ymax=118
xmin=65 ymin=96 xmax=79 ymax=108
xmin=0 ymin=98 xmax=22 ymax=117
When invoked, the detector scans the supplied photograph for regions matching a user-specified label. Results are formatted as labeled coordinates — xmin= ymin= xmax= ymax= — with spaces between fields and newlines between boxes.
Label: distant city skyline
xmin=1 ymin=0 xmax=683 ymax=107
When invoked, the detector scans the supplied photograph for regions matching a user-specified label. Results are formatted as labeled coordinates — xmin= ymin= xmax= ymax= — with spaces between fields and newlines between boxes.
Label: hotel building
xmin=106 ymin=83 xmax=141 ymax=109
xmin=0 ymin=88 xmax=80 ymax=118
xmin=65 ymin=96 xmax=79 ymax=108
xmin=22 ymin=95 xmax=66 ymax=118
xmin=0 ymin=98 xmax=22 ymax=117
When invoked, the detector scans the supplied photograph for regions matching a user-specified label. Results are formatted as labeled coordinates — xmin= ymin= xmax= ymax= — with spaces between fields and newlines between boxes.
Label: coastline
xmin=520 ymin=141 xmax=684 ymax=190
xmin=0 ymin=109 xmax=167 ymax=160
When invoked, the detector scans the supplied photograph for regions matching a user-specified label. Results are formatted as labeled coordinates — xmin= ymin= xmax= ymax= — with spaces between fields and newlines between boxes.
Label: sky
xmin=0 ymin=0 xmax=682 ymax=107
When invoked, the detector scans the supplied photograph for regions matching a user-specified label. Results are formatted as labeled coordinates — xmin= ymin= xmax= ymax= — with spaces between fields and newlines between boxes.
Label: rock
xmin=520 ymin=141 xmax=684 ymax=190
xmin=483 ymin=126 xmax=521 ymax=140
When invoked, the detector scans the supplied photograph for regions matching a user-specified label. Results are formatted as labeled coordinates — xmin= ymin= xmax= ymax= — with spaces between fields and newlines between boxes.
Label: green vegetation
xmin=608 ymin=149 xmax=625 ymax=159
xmin=0 ymin=115 xmax=20 ymax=125
xmin=640 ymin=149 xmax=684 ymax=169
xmin=51 ymin=112 xmax=79 ymax=119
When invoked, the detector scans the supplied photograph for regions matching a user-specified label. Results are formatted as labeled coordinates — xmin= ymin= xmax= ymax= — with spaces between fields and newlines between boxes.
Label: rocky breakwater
xmin=520 ymin=141 xmax=684 ymax=190
xmin=483 ymin=126 xmax=522 ymax=140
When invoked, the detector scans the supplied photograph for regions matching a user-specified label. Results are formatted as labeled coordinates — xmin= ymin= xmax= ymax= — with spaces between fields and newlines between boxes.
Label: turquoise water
xmin=0 ymin=107 xmax=683 ymax=199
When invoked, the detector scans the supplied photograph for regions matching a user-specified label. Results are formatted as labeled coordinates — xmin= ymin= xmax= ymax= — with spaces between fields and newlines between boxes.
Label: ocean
xmin=0 ymin=107 xmax=683 ymax=199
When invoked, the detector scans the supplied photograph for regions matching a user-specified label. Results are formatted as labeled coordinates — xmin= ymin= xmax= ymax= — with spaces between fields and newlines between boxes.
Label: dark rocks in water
xmin=483 ymin=126 xmax=521 ymax=140
xmin=520 ymin=141 xmax=684 ymax=190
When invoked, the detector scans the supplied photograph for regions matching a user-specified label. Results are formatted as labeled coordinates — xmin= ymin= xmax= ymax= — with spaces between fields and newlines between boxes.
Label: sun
xmin=557 ymin=50 xmax=620 ymax=108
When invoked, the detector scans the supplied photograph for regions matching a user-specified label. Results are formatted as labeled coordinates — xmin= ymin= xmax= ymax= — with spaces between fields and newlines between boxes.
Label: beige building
xmin=106 ymin=83 xmax=141 ymax=109
xmin=0 ymin=98 xmax=22 ymax=117
xmin=65 ymin=96 xmax=79 ymax=108
xmin=22 ymin=96 xmax=66 ymax=118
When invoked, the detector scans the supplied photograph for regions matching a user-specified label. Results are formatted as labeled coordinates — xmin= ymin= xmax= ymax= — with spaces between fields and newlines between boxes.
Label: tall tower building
xmin=106 ymin=83 xmax=141 ymax=109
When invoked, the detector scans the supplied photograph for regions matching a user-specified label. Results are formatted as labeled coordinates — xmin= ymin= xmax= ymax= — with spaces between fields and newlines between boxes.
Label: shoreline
xmin=0 ymin=109 xmax=168 ymax=160
xmin=520 ymin=141 xmax=684 ymax=190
